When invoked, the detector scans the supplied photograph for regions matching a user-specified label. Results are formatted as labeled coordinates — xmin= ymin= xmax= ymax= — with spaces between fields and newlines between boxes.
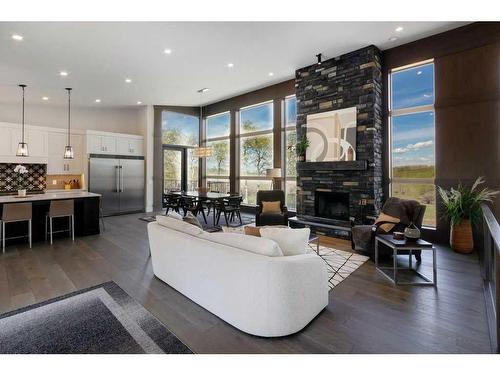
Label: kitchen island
xmin=0 ymin=191 xmax=101 ymax=245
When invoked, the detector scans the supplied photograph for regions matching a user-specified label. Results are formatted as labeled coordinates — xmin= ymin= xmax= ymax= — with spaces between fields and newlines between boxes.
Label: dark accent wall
xmin=382 ymin=22 xmax=500 ymax=243
xmin=295 ymin=45 xmax=384 ymax=226
xmin=0 ymin=163 xmax=46 ymax=194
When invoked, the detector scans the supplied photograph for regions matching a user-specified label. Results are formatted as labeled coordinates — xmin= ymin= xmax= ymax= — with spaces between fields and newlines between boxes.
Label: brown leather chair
xmin=1 ymin=202 xmax=32 ymax=253
xmin=351 ymin=197 xmax=426 ymax=260
xmin=255 ymin=190 xmax=292 ymax=226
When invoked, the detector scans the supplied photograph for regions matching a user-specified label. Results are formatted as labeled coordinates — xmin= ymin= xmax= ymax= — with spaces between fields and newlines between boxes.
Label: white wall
xmin=0 ymin=103 xmax=143 ymax=135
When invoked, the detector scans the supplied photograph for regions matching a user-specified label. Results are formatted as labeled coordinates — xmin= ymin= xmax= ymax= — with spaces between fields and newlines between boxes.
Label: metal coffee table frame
xmin=375 ymin=235 xmax=437 ymax=286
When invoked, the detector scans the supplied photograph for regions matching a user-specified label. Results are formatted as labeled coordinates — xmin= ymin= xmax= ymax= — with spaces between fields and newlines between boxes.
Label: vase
xmin=450 ymin=219 xmax=474 ymax=253
xmin=297 ymin=155 xmax=305 ymax=162
xmin=404 ymin=222 xmax=420 ymax=241
xmin=17 ymin=189 xmax=26 ymax=197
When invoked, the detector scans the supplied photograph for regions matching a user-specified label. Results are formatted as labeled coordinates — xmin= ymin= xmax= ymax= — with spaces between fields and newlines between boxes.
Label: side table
xmin=375 ymin=234 xmax=436 ymax=286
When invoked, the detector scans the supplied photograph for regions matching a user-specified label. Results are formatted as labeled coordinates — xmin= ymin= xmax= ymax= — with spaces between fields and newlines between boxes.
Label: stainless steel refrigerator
xmin=88 ymin=156 xmax=145 ymax=216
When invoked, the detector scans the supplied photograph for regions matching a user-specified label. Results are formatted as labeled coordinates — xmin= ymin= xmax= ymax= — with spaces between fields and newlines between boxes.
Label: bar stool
xmin=46 ymin=200 xmax=75 ymax=244
xmin=1 ymin=202 xmax=32 ymax=253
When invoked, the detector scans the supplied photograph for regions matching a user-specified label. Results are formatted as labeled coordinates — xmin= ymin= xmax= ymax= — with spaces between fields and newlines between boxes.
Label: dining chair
xmin=181 ymin=196 xmax=207 ymax=224
xmin=215 ymin=195 xmax=243 ymax=226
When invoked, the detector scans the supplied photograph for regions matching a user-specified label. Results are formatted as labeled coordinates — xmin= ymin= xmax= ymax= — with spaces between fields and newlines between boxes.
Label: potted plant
xmin=438 ymin=177 xmax=499 ymax=253
xmin=13 ymin=164 xmax=29 ymax=197
xmin=295 ymin=133 xmax=310 ymax=162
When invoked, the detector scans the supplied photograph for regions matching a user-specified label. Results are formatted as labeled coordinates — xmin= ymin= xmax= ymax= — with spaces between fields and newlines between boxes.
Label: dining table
xmin=171 ymin=191 xmax=232 ymax=226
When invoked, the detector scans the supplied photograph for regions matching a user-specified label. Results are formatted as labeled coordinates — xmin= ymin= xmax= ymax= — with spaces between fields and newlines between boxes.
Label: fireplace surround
xmin=294 ymin=45 xmax=384 ymax=237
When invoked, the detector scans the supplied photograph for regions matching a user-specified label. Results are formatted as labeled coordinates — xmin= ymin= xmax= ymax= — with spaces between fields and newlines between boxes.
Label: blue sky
xmin=162 ymin=111 xmax=199 ymax=146
xmin=240 ymin=103 xmax=273 ymax=132
xmin=207 ymin=112 xmax=230 ymax=138
xmin=392 ymin=63 xmax=435 ymax=167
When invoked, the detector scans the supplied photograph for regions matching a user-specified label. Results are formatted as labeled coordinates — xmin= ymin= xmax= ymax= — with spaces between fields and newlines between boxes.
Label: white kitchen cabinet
xmin=0 ymin=123 xmax=48 ymax=162
xmin=47 ymin=132 xmax=84 ymax=174
xmin=117 ymin=137 xmax=143 ymax=156
xmin=87 ymin=134 xmax=117 ymax=154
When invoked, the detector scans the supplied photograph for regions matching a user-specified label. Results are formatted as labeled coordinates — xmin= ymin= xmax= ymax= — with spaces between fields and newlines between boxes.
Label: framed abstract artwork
xmin=306 ymin=107 xmax=357 ymax=162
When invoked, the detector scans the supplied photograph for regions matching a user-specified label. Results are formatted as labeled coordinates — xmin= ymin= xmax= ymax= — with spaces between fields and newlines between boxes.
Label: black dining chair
xmin=163 ymin=193 xmax=181 ymax=215
xmin=181 ymin=196 xmax=207 ymax=224
xmin=215 ymin=195 xmax=243 ymax=226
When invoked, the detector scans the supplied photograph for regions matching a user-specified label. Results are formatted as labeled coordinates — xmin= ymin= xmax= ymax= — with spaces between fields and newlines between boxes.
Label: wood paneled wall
xmin=382 ymin=22 xmax=500 ymax=243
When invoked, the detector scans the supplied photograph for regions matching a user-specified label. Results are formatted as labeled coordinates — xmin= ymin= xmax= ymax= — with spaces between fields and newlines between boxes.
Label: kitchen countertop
xmin=0 ymin=191 xmax=101 ymax=204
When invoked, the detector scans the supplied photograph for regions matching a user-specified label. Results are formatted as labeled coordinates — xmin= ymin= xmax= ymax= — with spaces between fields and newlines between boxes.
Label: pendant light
xmin=192 ymin=88 xmax=212 ymax=158
xmin=63 ymin=87 xmax=74 ymax=159
xmin=16 ymin=84 xmax=29 ymax=157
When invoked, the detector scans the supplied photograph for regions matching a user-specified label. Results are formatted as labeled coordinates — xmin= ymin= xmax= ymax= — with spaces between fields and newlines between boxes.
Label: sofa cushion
xmin=260 ymin=227 xmax=310 ymax=256
xmin=156 ymin=215 xmax=203 ymax=236
xmin=166 ymin=211 xmax=183 ymax=220
xmin=199 ymin=232 xmax=283 ymax=257
xmin=261 ymin=201 xmax=281 ymax=214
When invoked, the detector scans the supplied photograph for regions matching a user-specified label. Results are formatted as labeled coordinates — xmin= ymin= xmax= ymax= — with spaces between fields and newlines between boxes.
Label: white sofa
xmin=147 ymin=218 xmax=329 ymax=337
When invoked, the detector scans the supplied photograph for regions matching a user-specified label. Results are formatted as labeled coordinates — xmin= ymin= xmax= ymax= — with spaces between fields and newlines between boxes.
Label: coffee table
xmin=375 ymin=234 xmax=436 ymax=286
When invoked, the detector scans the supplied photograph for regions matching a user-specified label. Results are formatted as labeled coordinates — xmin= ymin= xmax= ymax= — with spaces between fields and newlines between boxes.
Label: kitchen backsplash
xmin=0 ymin=163 xmax=47 ymax=193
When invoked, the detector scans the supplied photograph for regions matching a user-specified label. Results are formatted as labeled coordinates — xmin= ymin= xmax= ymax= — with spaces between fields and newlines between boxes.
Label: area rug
xmin=313 ymin=245 xmax=369 ymax=290
xmin=0 ymin=281 xmax=192 ymax=354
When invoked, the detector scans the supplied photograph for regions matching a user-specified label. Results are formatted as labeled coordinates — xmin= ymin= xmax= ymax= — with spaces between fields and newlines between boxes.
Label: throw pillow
xmin=243 ymin=225 xmax=261 ymax=237
xmin=261 ymin=201 xmax=281 ymax=214
xmin=374 ymin=212 xmax=400 ymax=233
xmin=183 ymin=211 xmax=203 ymax=229
xmin=260 ymin=227 xmax=310 ymax=256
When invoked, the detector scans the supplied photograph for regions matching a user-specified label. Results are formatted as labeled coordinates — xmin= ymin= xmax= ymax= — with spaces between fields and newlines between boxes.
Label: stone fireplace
xmin=295 ymin=45 xmax=383 ymax=235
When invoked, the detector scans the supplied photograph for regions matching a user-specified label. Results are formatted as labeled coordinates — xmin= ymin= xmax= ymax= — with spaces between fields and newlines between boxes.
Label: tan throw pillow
xmin=244 ymin=226 xmax=261 ymax=237
xmin=261 ymin=201 xmax=281 ymax=214
xmin=375 ymin=212 xmax=400 ymax=233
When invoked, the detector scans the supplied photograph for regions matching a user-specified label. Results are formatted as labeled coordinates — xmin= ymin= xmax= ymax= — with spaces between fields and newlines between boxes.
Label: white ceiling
xmin=0 ymin=22 xmax=468 ymax=108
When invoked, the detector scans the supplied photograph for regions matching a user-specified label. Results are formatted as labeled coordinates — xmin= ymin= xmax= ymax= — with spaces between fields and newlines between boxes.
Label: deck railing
xmin=481 ymin=204 xmax=500 ymax=353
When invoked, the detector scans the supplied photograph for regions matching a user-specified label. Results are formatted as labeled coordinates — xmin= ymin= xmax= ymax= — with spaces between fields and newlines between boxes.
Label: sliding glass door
xmin=163 ymin=146 xmax=199 ymax=195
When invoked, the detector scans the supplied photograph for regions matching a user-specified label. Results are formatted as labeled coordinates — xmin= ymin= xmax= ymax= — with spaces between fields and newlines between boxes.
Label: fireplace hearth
xmin=315 ymin=191 xmax=350 ymax=222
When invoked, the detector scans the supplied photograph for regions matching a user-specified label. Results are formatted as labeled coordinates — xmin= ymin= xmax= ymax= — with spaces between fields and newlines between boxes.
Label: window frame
xmin=388 ymin=59 xmax=436 ymax=228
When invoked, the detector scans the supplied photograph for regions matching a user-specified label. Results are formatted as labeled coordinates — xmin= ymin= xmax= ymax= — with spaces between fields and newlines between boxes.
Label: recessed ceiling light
xmin=95 ymin=99 xmax=101 ymax=103
xmin=395 ymin=26 xmax=404 ymax=32
xmin=417 ymin=71 xmax=422 ymax=75
xmin=388 ymin=37 xmax=398 ymax=42
xmin=164 ymin=49 xmax=172 ymax=54
xmin=227 ymin=63 xmax=234 ymax=68
xmin=125 ymin=78 xmax=132 ymax=83
xmin=268 ymin=72 xmax=274 ymax=77
xmin=42 ymin=96 xmax=49 ymax=101
xmin=197 ymin=88 xmax=210 ymax=93
xmin=11 ymin=34 xmax=23 ymax=41
xmin=137 ymin=101 xmax=142 ymax=105
xmin=59 ymin=71 xmax=68 ymax=77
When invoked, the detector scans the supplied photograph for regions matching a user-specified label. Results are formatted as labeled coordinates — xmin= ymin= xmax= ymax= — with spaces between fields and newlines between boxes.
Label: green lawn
xmin=393 ymin=165 xmax=434 ymax=179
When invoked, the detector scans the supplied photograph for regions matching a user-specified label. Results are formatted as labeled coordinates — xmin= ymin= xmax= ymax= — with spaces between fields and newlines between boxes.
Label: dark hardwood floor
xmin=0 ymin=213 xmax=493 ymax=353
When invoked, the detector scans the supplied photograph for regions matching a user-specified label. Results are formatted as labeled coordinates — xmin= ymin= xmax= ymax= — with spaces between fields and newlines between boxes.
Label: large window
xmin=283 ymin=96 xmax=297 ymax=211
xmin=162 ymin=111 xmax=199 ymax=146
xmin=389 ymin=61 xmax=436 ymax=227
xmin=162 ymin=111 xmax=199 ymax=192
xmin=205 ymin=112 xmax=231 ymax=193
xmin=239 ymin=102 xmax=274 ymax=205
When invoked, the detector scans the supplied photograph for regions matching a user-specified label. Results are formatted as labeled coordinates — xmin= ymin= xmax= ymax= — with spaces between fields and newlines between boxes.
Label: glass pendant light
xmin=63 ymin=87 xmax=74 ymax=159
xmin=16 ymin=84 xmax=29 ymax=157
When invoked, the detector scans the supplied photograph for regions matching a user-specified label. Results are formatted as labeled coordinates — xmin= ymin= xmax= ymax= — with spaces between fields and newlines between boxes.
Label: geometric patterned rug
xmin=308 ymin=245 xmax=369 ymax=290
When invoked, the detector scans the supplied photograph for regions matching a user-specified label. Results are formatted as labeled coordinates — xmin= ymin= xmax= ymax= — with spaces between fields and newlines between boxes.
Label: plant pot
xmin=17 ymin=189 xmax=26 ymax=197
xmin=450 ymin=219 xmax=474 ymax=253
xmin=297 ymin=155 xmax=305 ymax=162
